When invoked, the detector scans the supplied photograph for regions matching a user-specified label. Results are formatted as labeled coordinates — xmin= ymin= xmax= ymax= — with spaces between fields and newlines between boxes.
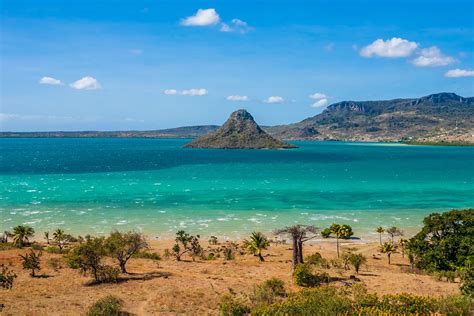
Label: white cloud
xmin=226 ymin=95 xmax=249 ymax=101
xmin=181 ymin=8 xmax=220 ymax=26
xmin=311 ymin=99 xmax=328 ymax=108
xmin=220 ymin=18 xmax=252 ymax=34
xmin=444 ymin=68 xmax=474 ymax=78
xmin=309 ymin=92 xmax=328 ymax=100
xmin=70 ymin=76 xmax=101 ymax=90
xmin=163 ymin=89 xmax=178 ymax=95
xmin=163 ymin=88 xmax=208 ymax=96
xmin=264 ymin=96 xmax=284 ymax=104
xmin=411 ymin=46 xmax=455 ymax=67
xmin=0 ymin=113 xmax=20 ymax=122
xmin=360 ymin=37 xmax=418 ymax=58
xmin=181 ymin=88 xmax=208 ymax=96
xmin=39 ymin=76 xmax=63 ymax=85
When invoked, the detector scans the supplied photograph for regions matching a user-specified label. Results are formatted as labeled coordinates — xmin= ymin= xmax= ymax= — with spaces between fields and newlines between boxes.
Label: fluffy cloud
xmin=181 ymin=8 xmax=220 ymax=26
xmin=163 ymin=88 xmax=208 ymax=96
xmin=226 ymin=95 xmax=249 ymax=101
xmin=163 ymin=89 xmax=178 ymax=95
xmin=264 ymin=96 xmax=284 ymax=104
xmin=220 ymin=19 xmax=252 ymax=34
xmin=181 ymin=88 xmax=208 ymax=96
xmin=311 ymin=99 xmax=328 ymax=108
xmin=444 ymin=68 xmax=474 ymax=78
xmin=411 ymin=46 xmax=455 ymax=67
xmin=309 ymin=92 xmax=328 ymax=100
xmin=39 ymin=76 xmax=63 ymax=85
xmin=360 ymin=37 xmax=418 ymax=58
xmin=70 ymin=76 xmax=101 ymax=90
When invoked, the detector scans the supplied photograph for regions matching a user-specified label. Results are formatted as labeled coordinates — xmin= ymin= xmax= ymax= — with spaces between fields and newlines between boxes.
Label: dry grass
xmin=0 ymin=239 xmax=460 ymax=315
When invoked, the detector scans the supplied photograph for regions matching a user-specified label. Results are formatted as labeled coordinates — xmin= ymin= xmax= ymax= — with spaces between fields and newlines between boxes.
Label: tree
xmin=375 ymin=227 xmax=384 ymax=245
xmin=380 ymin=242 xmax=397 ymax=264
xmin=66 ymin=236 xmax=107 ymax=282
xmin=349 ymin=253 xmax=367 ymax=274
xmin=406 ymin=209 xmax=473 ymax=272
xmin=328 ymin=224 xmax=353 ymax=258
xmin=105 ymin=231 xmax=149 ymax=273
xmin=386 ymin=226 xmax=403 ymax=242
xmin=274 ymin=225 xmax=318 ymax=269
xmin=398 ymin=238 xmax=407 ymax=258
xmin=53 ymin=228 xmax=72 ymax=252
xmin=0 ymin=264 xmax=17 ymax=289
xmin=172 ymin=230 xmax=202 ymax=261
xmin=243 ymin=232 xmax=270 ymax=262
xmin=44 ymin=231 xmax=50 ymax=244
xmin=20 ymin=250 xmax=41 ymax=277
xmin=12 ymin=225 xmax=35 ymax=248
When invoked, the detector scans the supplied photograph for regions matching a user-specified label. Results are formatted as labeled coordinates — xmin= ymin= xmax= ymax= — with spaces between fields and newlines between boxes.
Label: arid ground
xmin=0 ymin=239 xmax=460 ymax=315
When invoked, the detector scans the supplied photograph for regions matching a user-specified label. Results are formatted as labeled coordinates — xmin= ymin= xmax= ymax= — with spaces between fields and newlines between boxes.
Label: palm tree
xmin=53 ymin=228 xmax=69 ymax=251
xmin=12 ymin=225 xmax=35 ymax=248
xmin=376 ymin=227 xmax=384 ymax=245
xmin=44 ymin=232 xmax=50 ymax=244
xmin=380 ymin=242 xmax=397 ymax=264
xmin=330 ymin=224 xmax=353 ymax=258
xmin=243 ymin=232 xmax=270 ymax=262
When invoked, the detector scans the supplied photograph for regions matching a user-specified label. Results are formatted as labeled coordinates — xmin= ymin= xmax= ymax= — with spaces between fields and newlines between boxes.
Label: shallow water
xmin=1 ymin=138 xmax=472 ymax=239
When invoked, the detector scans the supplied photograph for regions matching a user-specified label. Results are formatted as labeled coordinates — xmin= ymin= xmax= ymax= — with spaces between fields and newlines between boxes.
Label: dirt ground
xmin=0 ymin=239 xmax=460 ymax=315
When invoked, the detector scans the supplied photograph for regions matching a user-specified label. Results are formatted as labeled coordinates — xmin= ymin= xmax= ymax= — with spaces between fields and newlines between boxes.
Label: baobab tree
xmin=274 ymin=225 xmax=318 ymax=269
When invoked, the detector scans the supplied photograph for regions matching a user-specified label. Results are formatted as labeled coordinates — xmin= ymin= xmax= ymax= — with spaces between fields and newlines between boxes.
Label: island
xmin=184 ymin=109 xmax=297 ymax=149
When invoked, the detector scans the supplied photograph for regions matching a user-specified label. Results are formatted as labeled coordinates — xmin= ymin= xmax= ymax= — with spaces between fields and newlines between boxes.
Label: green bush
xmin=219 ymin=293 xmax=250 ymax=316
xmin=86 ymin=295 xmax=125 ymax=316
xmin=45 ymin=245 xmax=63 ymax=254
xmin=305 ymin=252 xmax=329 ymax=268
xmin=132 ymin=251 xmax=161 ymax=260
xmin=252 ymin=278 xmax=286 ymax=305
xmin=0 ymin=264 xmax=17 ymax=289
xmin=320 ymin=228 xmax=331 ymax=238
xmin=30 ymin=243 xmax=44 ymax=251
xmin=293 ymin=264 xmax=329 ymax=287
xmin=96 ymin=265 xmax=120 ymax=283
xmin=224 ymin=248 xmax=235 ymax=261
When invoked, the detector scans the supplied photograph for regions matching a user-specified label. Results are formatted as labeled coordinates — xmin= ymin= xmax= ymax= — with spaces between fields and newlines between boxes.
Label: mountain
xmin=184 ymin=109 xmax=297 ymax=149
xmin=266 ymin=92 xmax=474 ymax=144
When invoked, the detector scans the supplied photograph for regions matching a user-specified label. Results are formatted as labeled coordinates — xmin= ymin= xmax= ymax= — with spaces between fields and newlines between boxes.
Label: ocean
xmin=1 ymin=138 xmax=472 ymax=240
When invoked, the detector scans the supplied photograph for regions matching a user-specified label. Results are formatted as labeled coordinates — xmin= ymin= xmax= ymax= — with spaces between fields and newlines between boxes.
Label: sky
xmin=1 ymin=0 xmax=473 ymax=131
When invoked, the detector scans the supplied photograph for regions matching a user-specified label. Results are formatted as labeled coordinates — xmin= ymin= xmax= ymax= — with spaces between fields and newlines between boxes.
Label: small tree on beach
xmin=53 ymin=229 xmax=72 ymax=252
xmin=0 ymin=264 xmax=17 ymax=289
xmin=380 ymin=242 xmax=397 ymax=265
xmin=172 ymin=230 xmax=202 ymax=261
xmin=243 ymin=232 xmax=270 ymax=262
xmin=44 ymin=231 xmax=50 ymax=245
xmin=12 ymin=225 xmax=35 ymax=248
xmin=274 ymin=225 xmax=318 ymax=269
xmin=105 ymin=231 xmax=149 ymax=273
xmin=349 ymin=253 xmax=367 ymax=274
xmin=376 ymin=227 xmax=384 ymax=245
xmin=66 ymin=236 xmax=107 ymax=282
xmin=386 ymin=226 xmax=403 ymax=242
xmin=328 ymin=224 xmax=353 ymax=258
xmin=398 ymin=238 xmax=407 ymax=258
xmin=20 ymin=250 xmax=41 ymax=277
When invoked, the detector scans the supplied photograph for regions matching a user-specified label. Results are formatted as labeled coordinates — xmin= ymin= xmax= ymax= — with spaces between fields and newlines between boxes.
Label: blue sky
xmin=1 ymin=0 xmax=473 ymax=131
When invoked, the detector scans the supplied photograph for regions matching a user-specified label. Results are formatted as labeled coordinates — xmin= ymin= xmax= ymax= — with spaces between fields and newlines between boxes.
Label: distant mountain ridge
xmin=267 ymin=92 xmax=474 ymax=144
xmin=184 ymin=109 xmax=296 ymax=149
xmin=1 ymin=93 xmax=472 ymax=145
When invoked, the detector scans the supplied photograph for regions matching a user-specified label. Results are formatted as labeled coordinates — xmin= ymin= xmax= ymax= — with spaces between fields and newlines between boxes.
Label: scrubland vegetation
xmin=0 ymin=209 xmax=472 ymax=315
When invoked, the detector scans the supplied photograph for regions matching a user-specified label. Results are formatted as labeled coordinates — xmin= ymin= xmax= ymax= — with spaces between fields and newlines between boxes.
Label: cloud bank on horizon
xmin=2 ymin=1 xmax=473 ymax=131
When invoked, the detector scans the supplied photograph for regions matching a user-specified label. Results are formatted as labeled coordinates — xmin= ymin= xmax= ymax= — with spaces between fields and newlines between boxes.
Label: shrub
xmin=0 ymin=264 xmax=17 ymax=289
xmin=86 ymin=295 xmax=125 ymax=316
xmin=460 ymin=260 xmax=473 ymax=297
xmin=377 ymin=293 xmax=435 ymax=314
xmin=65 ymin=236 xmax=110 ymax=282
xmin=31 ymin=243 xmax=44 ymax=251
xmin=320 ymin=228 xmax=331 ymax=238
xmin=209 ymin=236 xmax=218 ymax=245
xmin=348 ymin=253 xmax=367 ymax=274
xmin=96 ymin=265 xmax=120 ymax=283
xmin=219 ymin=293 xmax=250 ymax=316
xmin=20 ymin=250 xmax=41 ymax=277
xmin=223 ymin=248 xmax=235 ymax=261
xmin=132 ymin=251 xmax=161 ymax=261
xmin=252 ymin=278 xmax=286 ymax=305
xmin=172 ymin=231 xmax=202 ymax=261
xmin=293 ymin=264 xmax=329 ymax=287
xmin=45 ymin=245 xmax=63 ymax=254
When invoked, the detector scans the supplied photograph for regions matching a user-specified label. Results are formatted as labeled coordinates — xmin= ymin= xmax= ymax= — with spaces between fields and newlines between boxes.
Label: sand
xmin=0 ymin=239 xmax=460 ymax=315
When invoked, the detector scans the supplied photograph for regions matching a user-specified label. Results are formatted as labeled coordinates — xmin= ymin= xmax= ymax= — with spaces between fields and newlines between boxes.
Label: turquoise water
xmin=0 ymin=138 xmax=473 ymax=239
